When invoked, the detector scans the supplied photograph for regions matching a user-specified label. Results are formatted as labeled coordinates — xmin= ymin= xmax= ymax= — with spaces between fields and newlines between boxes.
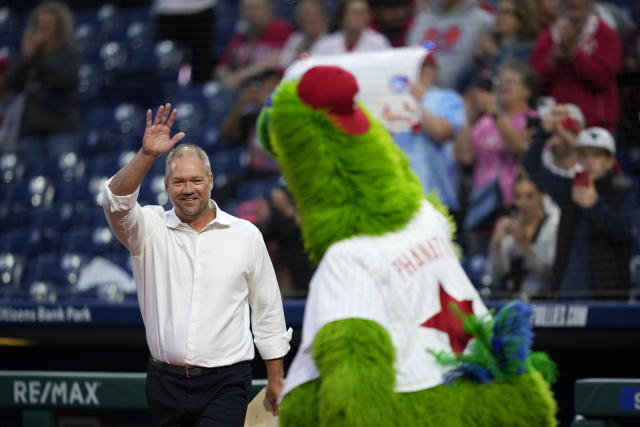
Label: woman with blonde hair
xmin=5 ymin=2 xmax=81 ymax=158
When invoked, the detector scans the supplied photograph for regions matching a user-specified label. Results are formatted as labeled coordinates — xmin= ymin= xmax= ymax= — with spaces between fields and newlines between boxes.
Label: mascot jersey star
xmin=281 ymin=201 xmax=488 ymax=399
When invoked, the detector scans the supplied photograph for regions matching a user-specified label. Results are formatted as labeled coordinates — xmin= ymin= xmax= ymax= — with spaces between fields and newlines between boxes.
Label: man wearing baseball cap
xmin=537 ymin=103 xmax=585 ymax=178
xmin=523 ymin=125 xmax=638 ymax=299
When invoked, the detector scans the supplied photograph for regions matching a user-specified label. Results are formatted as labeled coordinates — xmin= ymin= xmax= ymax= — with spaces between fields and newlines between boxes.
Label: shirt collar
xmin=165 ymin=199 xmax=231 ymax=229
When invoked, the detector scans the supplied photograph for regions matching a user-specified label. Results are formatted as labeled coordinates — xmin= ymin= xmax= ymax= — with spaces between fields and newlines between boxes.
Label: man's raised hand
xmin=141 ymin=103 xmax=186 ymax=157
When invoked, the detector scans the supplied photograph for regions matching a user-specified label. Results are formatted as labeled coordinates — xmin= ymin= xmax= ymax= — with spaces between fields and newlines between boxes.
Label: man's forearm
xmin=108 ymin=149 xmax=159 ymax=196
xmin=265 ymin=358 xmax=284 ymax=382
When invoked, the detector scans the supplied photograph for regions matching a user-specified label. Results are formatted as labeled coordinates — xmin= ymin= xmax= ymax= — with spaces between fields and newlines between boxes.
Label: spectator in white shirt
xmin=310 ymin=0 xmax=390 ymax=55
xmin=279 ymin=0 xmax=329 ymax=68
xmin=101 ymin=103 xmax=291 ymax=427
xmin=489 ymin=171 xmax=559 ymax=299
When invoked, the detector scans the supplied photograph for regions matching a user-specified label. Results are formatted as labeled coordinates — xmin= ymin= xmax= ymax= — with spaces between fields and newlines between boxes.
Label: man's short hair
xmin=165 ymin=144 xmax=213 ymax=181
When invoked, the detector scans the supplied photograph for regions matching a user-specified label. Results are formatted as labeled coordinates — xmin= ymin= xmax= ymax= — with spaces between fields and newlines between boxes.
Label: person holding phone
xmin=523 ymin=125 xmax=638 ymax=299
xmin=4 ymin=2 xmax=80 ymax=159
xmin=489 ymin=172 xmax=559 ymax=299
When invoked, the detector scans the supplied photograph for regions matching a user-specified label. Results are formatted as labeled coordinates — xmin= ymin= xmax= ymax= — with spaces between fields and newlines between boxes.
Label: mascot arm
xmin=312 ymin=318 xmax=397 ymax=427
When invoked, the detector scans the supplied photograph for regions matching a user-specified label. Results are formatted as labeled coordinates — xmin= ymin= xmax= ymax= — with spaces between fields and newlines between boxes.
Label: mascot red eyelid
xmin=258 ymin=64 xmax=558 ymax=427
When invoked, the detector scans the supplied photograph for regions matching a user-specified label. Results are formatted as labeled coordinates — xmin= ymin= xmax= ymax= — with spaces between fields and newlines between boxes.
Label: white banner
xmin=283 ymin=47 xmax=431 ymax=133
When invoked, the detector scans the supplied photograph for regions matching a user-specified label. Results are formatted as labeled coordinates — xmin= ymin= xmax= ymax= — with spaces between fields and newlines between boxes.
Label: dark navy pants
xmin=145 ymin=360 xmax=252 ymax=427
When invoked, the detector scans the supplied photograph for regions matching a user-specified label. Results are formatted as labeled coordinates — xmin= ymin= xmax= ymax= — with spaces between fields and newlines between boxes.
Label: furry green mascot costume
xmin=257 ymin=65 xmax=557 ymax=427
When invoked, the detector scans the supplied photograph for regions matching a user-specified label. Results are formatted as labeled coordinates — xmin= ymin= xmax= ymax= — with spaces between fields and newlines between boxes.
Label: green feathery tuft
xmin=528 ymin=351 xmax=558 ymax=385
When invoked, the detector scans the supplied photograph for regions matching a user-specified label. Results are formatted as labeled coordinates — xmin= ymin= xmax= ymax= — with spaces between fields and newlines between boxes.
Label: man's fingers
xmin=268 ymin=398 xmax=278 ymax=416
xmin=146 ymin=109 xmax=152 ymax=128
xmin=153 ymin=105 xmax=164 ymax=125
xmin=163 ymin=103 xmax=172 ymax=124
xmin=166 ymin=108 xmax=178 ymax=129
xmin=170 ymin=132 xmax=186 ymax=145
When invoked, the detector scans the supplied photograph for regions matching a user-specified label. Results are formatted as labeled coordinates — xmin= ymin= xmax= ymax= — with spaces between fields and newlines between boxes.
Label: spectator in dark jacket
xmin=523 ymin=125 xmax=637 ymax=299
xmin=4 ymin=2 xmax=80 ymax=159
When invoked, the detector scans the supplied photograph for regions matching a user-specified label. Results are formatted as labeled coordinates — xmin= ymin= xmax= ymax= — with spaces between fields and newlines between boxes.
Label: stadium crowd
xmin=0 ymin=0 xmax=639 ymax=302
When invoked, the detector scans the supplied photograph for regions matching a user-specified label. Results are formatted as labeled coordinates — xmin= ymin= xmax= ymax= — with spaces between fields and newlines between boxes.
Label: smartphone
xmin=526 ymin=116 xmax=541 ymax=130
xmin=573 ymin=171 xmax=590 ymax=187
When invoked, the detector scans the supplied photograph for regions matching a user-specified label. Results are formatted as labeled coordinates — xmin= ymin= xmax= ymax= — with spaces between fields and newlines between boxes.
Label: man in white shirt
xmin=102 ymin=103 xmax=291 ymax=427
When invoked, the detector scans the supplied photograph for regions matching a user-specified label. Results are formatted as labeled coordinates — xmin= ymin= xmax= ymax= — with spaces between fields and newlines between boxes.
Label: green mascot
xmin=257 ymin=65 xmax=558 ymax=427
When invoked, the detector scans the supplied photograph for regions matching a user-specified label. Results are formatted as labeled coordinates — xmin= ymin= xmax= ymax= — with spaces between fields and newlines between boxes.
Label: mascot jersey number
xmin=257 ymin=65 xmax=558 ymax=427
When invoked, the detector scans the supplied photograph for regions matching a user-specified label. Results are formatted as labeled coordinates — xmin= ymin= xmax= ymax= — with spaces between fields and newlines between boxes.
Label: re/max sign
xmin=13 ymin=380 xmax=101 ymax=406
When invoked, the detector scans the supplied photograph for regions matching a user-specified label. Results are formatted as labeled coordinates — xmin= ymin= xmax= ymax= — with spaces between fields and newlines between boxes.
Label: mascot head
xmin=257 ymin=65 xmax=426 ymax=264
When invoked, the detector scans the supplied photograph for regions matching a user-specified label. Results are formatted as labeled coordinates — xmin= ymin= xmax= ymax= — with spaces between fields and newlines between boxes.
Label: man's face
xmin=241 ymin=0 xmax=271 ymax=33
xmin=560 ymin=0 xmax=591 ymax=26
xmin=342 ymin=1 xmax=370 ymax=33
xmin=578 ymin=146 xmax=614 ymax=180
xmin=296 ymin=1 xmax=326 ymax=38
xmin=165 ymin=155 xmax=213 ymax=222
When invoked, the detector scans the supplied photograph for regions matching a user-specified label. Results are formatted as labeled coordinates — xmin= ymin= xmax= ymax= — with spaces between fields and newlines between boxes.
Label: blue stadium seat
xmin=78 ymin=63 xmax=104 ymax=106
xmin=60 ymin=226 xmax=122 ymax=255
xmin=81 ymin=128 xmax=119 ymax=157
xmin=236 ymin=177 xmax=282 ymax=201
xmin=139 ymin=174 xmax=170 ymax=208
xmin=0 ymin=228 xmax=46 ymax=256
xmin=126 ymin=20 xmax=153 ymax=51
xmin=125 ymin=44 xmax=155 ymax=72
xmin=0 ymin=152 xmax=27 ymax=184
xmin=99 ymin=40 xmax=128 ymax=72
xmin=124 ymin=6 xmax=152 ymax=26
xmin=90 ymin=206 xmax=109 ymax=228
xmin=174 ymin=82 xmax=207 ymax=105
xmin=114 ymin=103 xmax=145 ymax=135
xmin=25 ymin=252 xmax=89 ymax=292
xmin=56 ymin=175 xmax=110 ymax=207
xmin=102 ymin=249 xmax=133 ymax=275
xmin=0 ymin=252 xmax=27 ymax=299
xmin=0 ymin=7 xmax=21 ymax=49
xmin=154 ymin=40 xmax=185 ymax=80
xmin=89 ymin=151 xmax=136 ymax=177
xmin=174 ymin=101 xmax=205 ymax=134
xmin=461 ymin=254 xmax=492 ymax=290
xmin=27 ymin=152 xmax=87 ymax=184
xmin=96 ymin=3 xmax=126 ymax=43
xmin=214 ymin=0 xmax=239 ymax=59
xmin=5 ymin=175 xmax=56 ymax=208
xmin=29 ymin=202 xmax=91 ymax=235
xmin=75 ymin=22 xmax=100 ymax=62
xmin=0 ymin=202 xmax=29 ymax=231
xmin=211 ymin=146 xmax=248 ymax=188
xmin=84 ymin=105 xmax=118 ymax=128
xmin=0 ymin=252 xmax=26 ymax=286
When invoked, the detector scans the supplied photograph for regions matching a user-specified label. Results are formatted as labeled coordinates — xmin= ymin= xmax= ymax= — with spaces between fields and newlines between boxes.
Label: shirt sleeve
xmin=101 ymin=177 xmax=159 ymax=256
xmin=423 ymin=89 xmax=467 ymax=132
xmin=248 ymin=228 xmax=292 ymax=360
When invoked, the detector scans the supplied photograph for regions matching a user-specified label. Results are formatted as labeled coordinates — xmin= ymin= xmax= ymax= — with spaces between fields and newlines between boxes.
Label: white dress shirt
xmin=281 ymin=201 xmax=487 ymax=400
xmin=102 ymin=179 xmax=291 ymax=368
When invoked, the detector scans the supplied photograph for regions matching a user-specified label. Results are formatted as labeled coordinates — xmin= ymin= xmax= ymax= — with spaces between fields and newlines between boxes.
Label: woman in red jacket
xmin=530 ymin=0 xmax=622 ymax=131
